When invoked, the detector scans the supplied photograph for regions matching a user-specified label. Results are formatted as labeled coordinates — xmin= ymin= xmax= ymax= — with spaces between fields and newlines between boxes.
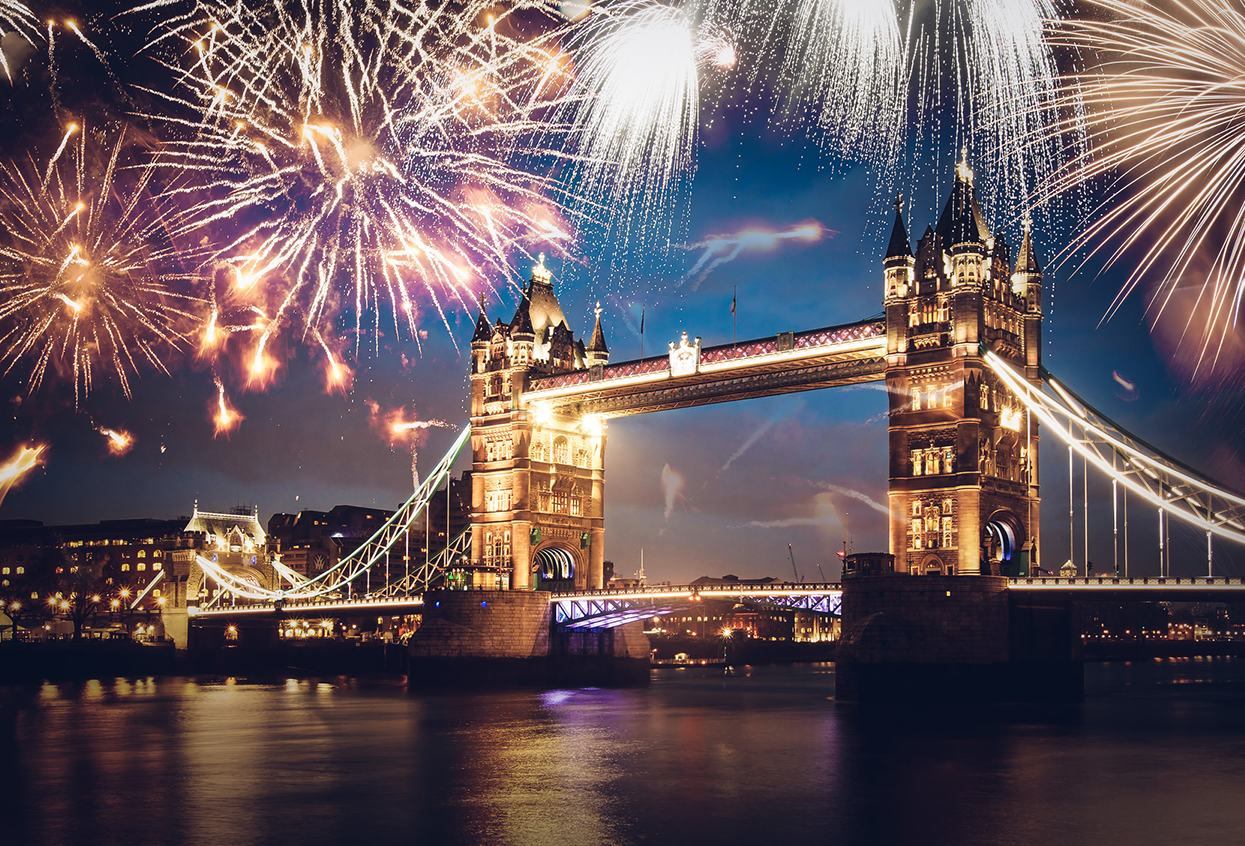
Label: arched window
xmin=552 ymin=436 xmax=570 ymax=464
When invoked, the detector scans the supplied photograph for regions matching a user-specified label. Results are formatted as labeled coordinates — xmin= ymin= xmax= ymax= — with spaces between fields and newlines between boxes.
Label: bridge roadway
xmin=523 ymin=318 xmax=887 ymax=418
xmin=187 ymin=577 xmax=1245 ymax=627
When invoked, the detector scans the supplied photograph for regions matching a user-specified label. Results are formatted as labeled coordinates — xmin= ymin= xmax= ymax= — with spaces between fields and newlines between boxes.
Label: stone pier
xmin=407 ymin=590 xmax=649 ymax=686
xmin=835 ymin=575 xmax=1081 ymax=703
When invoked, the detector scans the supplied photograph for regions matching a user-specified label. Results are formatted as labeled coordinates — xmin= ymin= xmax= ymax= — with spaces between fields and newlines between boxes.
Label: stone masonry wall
xmin=838 ymin=575 xmax=1010 ymax=665
xmin=409 ymin=590 xmax=550 ymax=659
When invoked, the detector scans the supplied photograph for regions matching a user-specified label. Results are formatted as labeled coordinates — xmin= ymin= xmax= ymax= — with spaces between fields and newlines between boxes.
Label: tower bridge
xmin=186 ymin=155 xmax=1245 ymax=698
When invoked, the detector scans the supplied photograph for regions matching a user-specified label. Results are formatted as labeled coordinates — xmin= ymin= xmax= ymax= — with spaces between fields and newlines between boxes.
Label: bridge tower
xmin=883 ymin=154 xmax=1044 ymax=576
xmin=468 ymin=255 xmax=608 ymax=591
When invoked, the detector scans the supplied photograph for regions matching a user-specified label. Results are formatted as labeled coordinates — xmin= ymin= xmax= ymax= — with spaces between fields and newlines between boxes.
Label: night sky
xmin=2 ymin=1 xmax=1243 ymax=585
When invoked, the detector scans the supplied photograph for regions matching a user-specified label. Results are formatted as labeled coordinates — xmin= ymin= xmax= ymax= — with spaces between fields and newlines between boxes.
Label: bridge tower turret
xmin=467 ymin=256 xmax=607 ymax=591
xmin=884 ymin=153 xmax=1042 ymax=576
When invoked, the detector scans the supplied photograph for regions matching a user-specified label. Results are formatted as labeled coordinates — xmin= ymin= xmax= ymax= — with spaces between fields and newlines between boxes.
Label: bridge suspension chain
xmin=196 ymin=426 xmax=471 ymax=604
xmin=982 ymin=349 xmax=1245 ymax=546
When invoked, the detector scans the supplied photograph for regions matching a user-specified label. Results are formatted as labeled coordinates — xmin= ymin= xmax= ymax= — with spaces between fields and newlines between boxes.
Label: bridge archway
xmin=983 ymin=509 xmax=1026 ymax=573
xmin=532 ymin=544 xmax=579 ymax=591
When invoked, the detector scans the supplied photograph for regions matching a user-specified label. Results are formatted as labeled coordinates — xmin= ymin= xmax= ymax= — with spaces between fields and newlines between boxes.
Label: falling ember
xmin=0 ymin=442 xmax=46 ymax=509
xmin=95 ymin=426 xmax=134 ymax=456
xmin=314 ymin=330 xmax=352 ymax=394
xmin=212 ymin=377 xmax=243 ymax=437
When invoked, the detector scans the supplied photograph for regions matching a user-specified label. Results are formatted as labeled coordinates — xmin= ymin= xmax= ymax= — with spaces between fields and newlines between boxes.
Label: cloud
xmin=661 ymin=463 xmax=685 ymax=519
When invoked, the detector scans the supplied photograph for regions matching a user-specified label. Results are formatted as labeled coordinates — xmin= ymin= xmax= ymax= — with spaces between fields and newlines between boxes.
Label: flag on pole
xmin=640 ymin=306 xmax=645 ymax=334
xmin=730 ymin=288 xmax=736 ymax=317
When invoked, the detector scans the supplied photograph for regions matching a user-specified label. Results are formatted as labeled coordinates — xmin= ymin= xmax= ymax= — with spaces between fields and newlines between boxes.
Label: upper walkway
xmin=524 ymin=318 xmax=886 ymax=418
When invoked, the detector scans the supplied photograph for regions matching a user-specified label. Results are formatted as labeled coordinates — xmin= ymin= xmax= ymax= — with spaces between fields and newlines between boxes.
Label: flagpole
xmin=640 ymin=305 xmax=645 ymax=362
xmin=732 ymin=285 xmax=737 ymax=351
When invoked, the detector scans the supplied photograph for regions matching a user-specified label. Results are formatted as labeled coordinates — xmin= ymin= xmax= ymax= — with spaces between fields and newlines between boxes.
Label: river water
xmin=2 ymin=660 xmax=1244 ymax=846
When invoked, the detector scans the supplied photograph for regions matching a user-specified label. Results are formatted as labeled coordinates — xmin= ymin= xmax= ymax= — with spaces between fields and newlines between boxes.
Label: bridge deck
xmin=524 ymin=319 xmax=886 ymax=418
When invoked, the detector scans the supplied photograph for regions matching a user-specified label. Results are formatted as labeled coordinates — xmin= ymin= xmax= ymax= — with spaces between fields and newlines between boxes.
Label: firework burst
xmin=1038 ymin=0 xmax=1245 ymax=378
xmin=555 ymin=0 xmax=736 ymax=260
xmin=0 ymin=124 xmax=202 ymax=405
xmin=142 ymin=0 xmax=578 ymax=374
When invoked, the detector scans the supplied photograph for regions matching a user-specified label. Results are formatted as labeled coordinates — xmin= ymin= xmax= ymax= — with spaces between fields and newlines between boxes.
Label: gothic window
xmin=943 ymin=447 xmax=955 ymax=473
xmin=942 ymin=498 xmax=953 ymax=515
xmin=553 ymin=437 xmax=570 ymax=464
xmin=552 ymin=491 xmax=570 ymax=514
xmin=981 ymin=384 xmax=991 ymax=411
xmin=487 ymin=375 xmax=502 ymax=397
xmin=912 ymin=500 xmax=922 ymax=518
xmin=485 ymin=441 xmax=496 ymax=462
xmin=927 ymin=448 xmax=941 ymax=475
xmin=137 ymin=563 xmax=146 ymax=572
xmin=137 ymin=550 xmax=145 ymax=558
xmin=942 ymin=517 xmax=953 ymax=550
xmin=926 ymin=385 xmax=935 ymax=408
xmin=943 ymin=387 xmax=954 ymax=408
xmin=485 ymin=530 xmax=511 ymax=568
xmin=910 ymin=518 xmax=922 ymax=550
xmin=570 ymin=496 xmax=583 ymax=517
xmin=532 ymin=440 xmax=548 ymax=462
xmin=912 ymin=450 xmax=923 ymax=476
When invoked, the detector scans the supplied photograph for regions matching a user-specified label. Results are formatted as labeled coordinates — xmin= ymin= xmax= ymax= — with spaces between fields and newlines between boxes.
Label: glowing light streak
xmin=684 ymin=220 xmax=827 ymax=288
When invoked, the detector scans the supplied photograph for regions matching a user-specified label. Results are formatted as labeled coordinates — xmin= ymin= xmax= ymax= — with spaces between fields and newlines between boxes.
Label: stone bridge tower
xmin=468 ymin=256 xmax=608 ymax=591
xmin=883 ymin=154 xmax=1044 ymax=576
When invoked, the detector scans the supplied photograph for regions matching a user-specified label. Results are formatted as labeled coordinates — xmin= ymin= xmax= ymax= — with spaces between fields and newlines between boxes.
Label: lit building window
xmin=553 ymin=436 xmax=570 ymax=464
xmin=121 ymin=564 xmax=130 ymax=572
xmin=137 ymin=563 xmax=146 ymax=571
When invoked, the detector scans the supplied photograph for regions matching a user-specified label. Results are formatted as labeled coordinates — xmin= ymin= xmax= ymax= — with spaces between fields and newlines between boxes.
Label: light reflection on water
xmin=1 ymin=661 xmax=1244 ymax=846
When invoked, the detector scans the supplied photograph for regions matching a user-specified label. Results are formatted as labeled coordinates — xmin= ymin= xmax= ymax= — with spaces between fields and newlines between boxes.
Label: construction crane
xmin=788 ymin=543 xmax=803 ymax=583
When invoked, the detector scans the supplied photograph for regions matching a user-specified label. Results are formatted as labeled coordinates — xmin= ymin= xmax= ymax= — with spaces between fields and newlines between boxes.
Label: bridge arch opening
xmin=533 ymin=544 xmax=578 ymax=591
xmin=984 ymin=510 xmax=1026 ymax=573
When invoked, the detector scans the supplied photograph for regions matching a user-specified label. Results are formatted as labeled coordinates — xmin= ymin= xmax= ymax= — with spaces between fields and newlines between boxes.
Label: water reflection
xmin=1 ymin=661 xmax=1244 ymax=845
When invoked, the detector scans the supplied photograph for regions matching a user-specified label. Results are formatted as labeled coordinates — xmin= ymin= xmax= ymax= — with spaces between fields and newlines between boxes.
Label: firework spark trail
xmin=900 ymin=0 xmax=1063 ymax=212
xmin=683 ymin=220 xmax=826 ymax=288
xmin=556 ymin=0 xmax=736 ymax=262
xmin=139 ymin=0 xmax=579 ymax=375
xmin=0 ymin=124 xmax=203 ymax=405
xmin=212 ymin=375 xmax=242 ymax=436
xmin=1035 ymin=0 xmax=1245 ymax=377
xmin=96 ymin=426 xmax=135 ymax=456
xmin=776 ymin=0 xmax=904 ymax=160
xmin=0 ymin=442 xmax=45 ymax=509
xmin=0 ymin=1 xmax=37 ymax=82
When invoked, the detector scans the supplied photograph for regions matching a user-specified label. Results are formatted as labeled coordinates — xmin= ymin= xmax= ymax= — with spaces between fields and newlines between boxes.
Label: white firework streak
xmin=682 ymin=221 xmax=826 ymax=289
xmin=0 ymin=1 xmax=38 ymax=82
